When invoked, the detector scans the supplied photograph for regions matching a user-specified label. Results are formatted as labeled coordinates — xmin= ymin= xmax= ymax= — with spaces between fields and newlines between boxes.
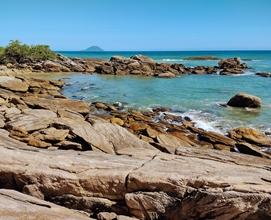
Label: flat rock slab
xmin=0 ymin=189 xmax=91 ymax=220
xmin=22 ymin=96 xmax=90 ymax=114
xmin=0 ymin=76 xmax=29 ymax=92
xmin=0 ymin=139 xmax=270 ymax=219
xmin=6 ymin=109 xmax=58 ymax=132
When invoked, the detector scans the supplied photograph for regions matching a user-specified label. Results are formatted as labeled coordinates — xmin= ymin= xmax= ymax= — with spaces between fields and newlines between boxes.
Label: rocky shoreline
xmin=0 ymin=69 xmax=271 ymax=219
xmin=1 ymin=53 xmax=250 ymax=77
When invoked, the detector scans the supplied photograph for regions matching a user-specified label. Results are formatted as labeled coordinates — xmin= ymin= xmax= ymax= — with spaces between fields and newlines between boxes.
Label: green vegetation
xmin=0 ymin=40 xmax=57 ymax=64
xmin=0 ymin=47 xmax=4 ymax=57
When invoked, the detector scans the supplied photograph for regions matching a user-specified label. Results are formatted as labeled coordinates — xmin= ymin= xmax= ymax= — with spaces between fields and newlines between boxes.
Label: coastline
xmin=0 ymin=58 xmax=271 ymax=218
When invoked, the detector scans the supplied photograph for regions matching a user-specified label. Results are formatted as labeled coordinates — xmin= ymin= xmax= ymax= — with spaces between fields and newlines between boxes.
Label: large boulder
xmin=227 ymin=93 xmax=262 ymax=108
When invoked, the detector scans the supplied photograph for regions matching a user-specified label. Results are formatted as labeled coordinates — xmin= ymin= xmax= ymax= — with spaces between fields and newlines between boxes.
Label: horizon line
xmin=55 ymin=49 xmax=271 ymax=52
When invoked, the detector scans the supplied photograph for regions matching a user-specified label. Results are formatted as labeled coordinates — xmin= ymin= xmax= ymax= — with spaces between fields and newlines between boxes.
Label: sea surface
xmin=57 ymin=51 xmax=271 ymax=134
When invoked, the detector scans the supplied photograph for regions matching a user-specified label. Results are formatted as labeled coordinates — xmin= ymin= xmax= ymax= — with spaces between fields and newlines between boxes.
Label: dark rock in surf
xmin=227 ymin=93 xmax=261 ymax=108
xmin=218 ymin=57 xmax=248 ymax=75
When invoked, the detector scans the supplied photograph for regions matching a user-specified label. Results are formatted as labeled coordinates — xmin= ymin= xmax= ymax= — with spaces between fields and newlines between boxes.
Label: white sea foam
xmin=162 ymin=110 xmax=224 ymax=134
xmin=161 ymin=59 xmax=184 ymax=62
xmin=180 ymin=110 xmax=224 ymax=133
xmin=231 ymin=71 xmax=255 ymax=77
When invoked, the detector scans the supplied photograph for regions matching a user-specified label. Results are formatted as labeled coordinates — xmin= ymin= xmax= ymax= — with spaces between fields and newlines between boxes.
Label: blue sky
xmin=0 ymin=0 xmax=270 ymax=50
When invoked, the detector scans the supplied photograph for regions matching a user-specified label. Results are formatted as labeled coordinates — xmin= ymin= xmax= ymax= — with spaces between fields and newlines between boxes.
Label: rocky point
xmin=0 ymin=69 xmax=270 ymax=219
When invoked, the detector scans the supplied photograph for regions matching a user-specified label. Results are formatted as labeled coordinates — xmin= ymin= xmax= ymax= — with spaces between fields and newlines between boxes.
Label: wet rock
xmin=184 ymin=56 xmax=220 ymax=60
xmin=227 ymin=93 xmax=261 ymax=108
xmin=218 ymin=57 xmax=247 ymax=75
xmin=256 ymin=72 xmax=271 ymax=77
xmin=157 ymin=72 xmax=176 ymax=78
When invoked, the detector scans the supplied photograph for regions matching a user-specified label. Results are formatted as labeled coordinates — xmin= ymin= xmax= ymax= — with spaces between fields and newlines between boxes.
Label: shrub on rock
xmin=1 ymin=40 xmax=57 ymax=64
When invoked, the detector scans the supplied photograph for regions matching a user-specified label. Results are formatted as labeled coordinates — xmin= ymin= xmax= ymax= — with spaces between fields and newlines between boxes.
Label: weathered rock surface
xmin=227 ymin=93 xmax=262 ymax=108
xmin=22 ymin=95 xmax=90 ymax=114
xmin=0 ymin=141 xmax=271 ymax=219
xmin=6 ymin=109 xmax=58 ymax=132
xmin=0 ymin=76 xmax=29 ymax=92
xmin=0 ymin=189 xmax=91 ymax=220
xmin=228 ymin=127 xmax=271 ymax=146
xmin=1 ymin=72 xmax=271 ymax=219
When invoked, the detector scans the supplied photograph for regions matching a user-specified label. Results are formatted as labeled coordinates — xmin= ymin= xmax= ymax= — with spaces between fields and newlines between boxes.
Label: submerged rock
xmin=184 ymin=56 xmax=220 ymax=60
xmin=256 ymin=72 xmax=271 ymax=77
xmin=157 ymin=72 xmax=176 ymax=78
xmin=227 ymin=93 xmax=262 ymax=108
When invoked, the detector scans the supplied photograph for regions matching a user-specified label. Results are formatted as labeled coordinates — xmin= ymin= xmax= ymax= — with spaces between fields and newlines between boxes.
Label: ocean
xmin=57 ymin=51 xmax=271 ymax=134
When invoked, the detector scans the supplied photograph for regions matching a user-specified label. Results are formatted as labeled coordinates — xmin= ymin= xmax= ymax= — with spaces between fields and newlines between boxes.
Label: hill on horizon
xmin=84 ymin=46 xmax=104 ymax=52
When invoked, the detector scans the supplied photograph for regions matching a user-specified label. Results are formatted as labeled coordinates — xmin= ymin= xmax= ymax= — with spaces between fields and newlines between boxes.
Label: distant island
xmin=84 ymin=46 xmax=104 ymax=52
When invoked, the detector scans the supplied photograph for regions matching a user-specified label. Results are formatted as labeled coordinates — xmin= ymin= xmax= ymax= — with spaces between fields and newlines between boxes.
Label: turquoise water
xmin=57 ymin=51 xmax=271 ymax=133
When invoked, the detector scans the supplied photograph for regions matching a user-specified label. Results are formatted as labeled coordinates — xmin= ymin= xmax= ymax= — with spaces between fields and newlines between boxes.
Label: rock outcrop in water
xmin=227 ymin=93 xmax=262 ymax=108
xmin=0 ymin=70 xmax=270 ymax=219
xmin=218 ymin=58 xmax=248 ymax=75
xmin=1 ymin=53 xmax=250 ymax=77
